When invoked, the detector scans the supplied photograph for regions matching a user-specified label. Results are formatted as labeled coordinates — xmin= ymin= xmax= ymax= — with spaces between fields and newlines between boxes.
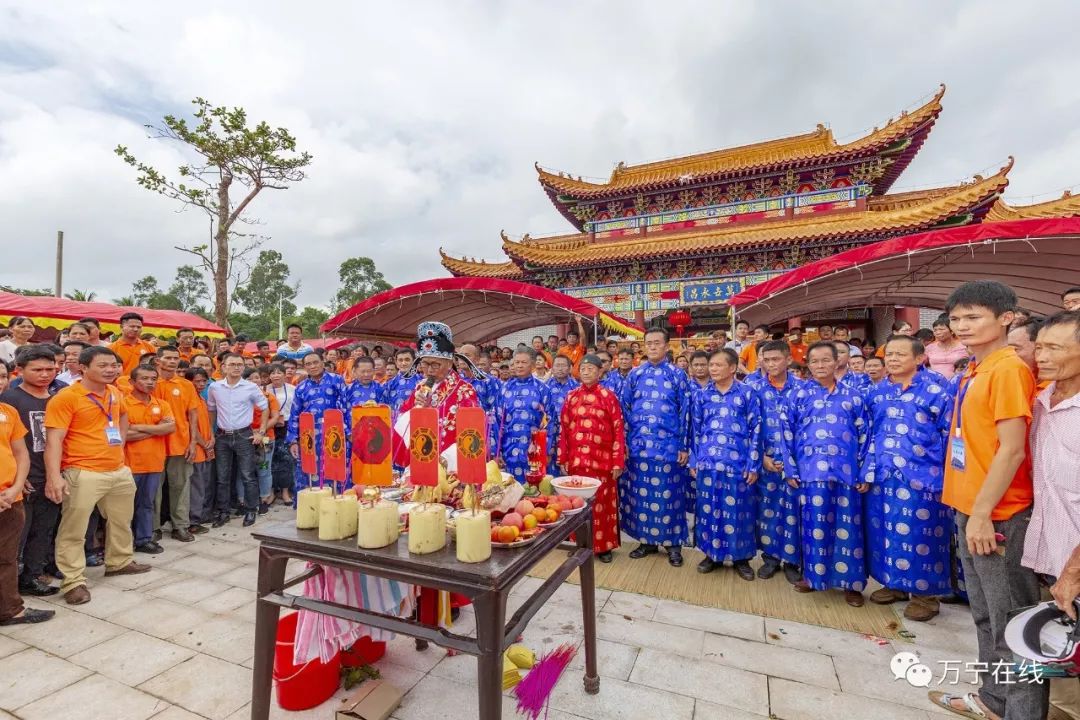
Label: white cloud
xmin=1 ymin=0 xmax=1079 ymax=310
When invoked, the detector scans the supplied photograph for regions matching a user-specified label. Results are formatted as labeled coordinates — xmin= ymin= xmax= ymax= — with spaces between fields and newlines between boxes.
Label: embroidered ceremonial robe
xmin=497 ymin=376 xmax=557 ymax=483
xmin=600 ymin=371 xmax=624 ymax=397
xmin=789 ymin=380 xmax=870 ymax=591
xmin=863 ymin=372 xmax=954 ymax=595
xmin=545 ymin=376 xmax=579 ymax=474
xmin=837 ymin=370 xmax=872 ymax=393
xmin=286 ymin=372 xmax=349 ymax=492
xmin=684 ymin=378 xmax=711 ymax=512
xmin=392 ymin=370 xmax=481 ymax=468
xmin=347 ymin=380 xmax=385 ymax=408
xmin=619 ymin=360 xmax=691 ymax=546
xmin=744 ymin=371 xmax=804 ymax=566
xmin=690 ymin=380 xmax=763 ymax=563
xmin=383 ymin=374 xmax=422 ymax=418
xmin=463 ymin=372 xmax=502 ymax=460
xmin=557 ymin=383 xmax=625 ymax=553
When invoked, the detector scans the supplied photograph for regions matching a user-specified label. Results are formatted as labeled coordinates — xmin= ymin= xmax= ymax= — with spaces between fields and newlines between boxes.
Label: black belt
xmin=217 ymin=428 xmax=253 ymax=436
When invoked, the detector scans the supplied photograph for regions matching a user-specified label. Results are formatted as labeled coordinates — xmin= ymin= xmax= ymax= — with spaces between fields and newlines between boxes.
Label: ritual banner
xmin=409 ymin=407 xmax=439 ymax=487
xmin=455 ymin=407 xmax=487 ymax=485
xmin=322 ymin=409 xmax=348 ymax=484
xmin=298 ymin=412 xmax=317 ymax=476
xmin=351 ymin=404 xmax=393 ymax=487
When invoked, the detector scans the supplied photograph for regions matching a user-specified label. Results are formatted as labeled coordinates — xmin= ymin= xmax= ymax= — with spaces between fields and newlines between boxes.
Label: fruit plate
xmin=537 ymin=514 xmax=567 ymax=527
xmin=491 ymin=527 xmax=545 ymax=549
xmin=559 ymin=505 xmax=588 ymax=516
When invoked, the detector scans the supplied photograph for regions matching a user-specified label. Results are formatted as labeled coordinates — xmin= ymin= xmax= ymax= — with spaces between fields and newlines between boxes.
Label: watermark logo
xmin=891 ymin=652 xmax=933 ymax=687
xmin=889 ymin=652 xmax=1057 ymax=688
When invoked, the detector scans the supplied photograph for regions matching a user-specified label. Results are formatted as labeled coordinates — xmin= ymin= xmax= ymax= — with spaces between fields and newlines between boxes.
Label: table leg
xmin=251 ymin=548 xmax=288 ymax=720
xmin=473 ymin=590 xmax=507 ymax=720
xmin=579 ymin=510 xmax=600 ymax=694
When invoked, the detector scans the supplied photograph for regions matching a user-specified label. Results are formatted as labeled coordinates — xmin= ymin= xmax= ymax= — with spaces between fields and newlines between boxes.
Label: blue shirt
xmin=285 ymin=372 xmax=349 ymax=443
xmin=861 ymin=372 xmax=953 ymax=492
xmin=690 ymin=380 xmax=763 ymax=475
xmin=789 ymin=380 xmax=869 ymax=486
xmin=207 ymin=378 xmax=269 ymax=431
xmin=275 ymin=343 xmax=314 ymax=361
xmin=620 ymin=360 xmax=691 ymax=458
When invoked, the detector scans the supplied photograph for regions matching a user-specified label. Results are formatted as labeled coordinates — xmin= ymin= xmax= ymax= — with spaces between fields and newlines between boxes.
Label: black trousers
xmin=215 ymin=429 xmax=258 ymax=513
xmin=18 ymin=488 xmax=61 ymax=579
xmin=271 ymin=434 xmax=295 ymax=492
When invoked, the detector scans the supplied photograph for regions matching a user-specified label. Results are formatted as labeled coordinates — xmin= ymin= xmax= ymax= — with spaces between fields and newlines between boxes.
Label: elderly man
xmin=545 ymin=354 xmax=578 ymax=473
xmin=1022 ymin=311 xmax=1080 ymax=720
xmin=496 ymin=348 xmax=557 ymax=484
xmin=286 ymin=352 xmax=348 ymax=496
xmin=458 ymin=343 xmax=501 ymax=459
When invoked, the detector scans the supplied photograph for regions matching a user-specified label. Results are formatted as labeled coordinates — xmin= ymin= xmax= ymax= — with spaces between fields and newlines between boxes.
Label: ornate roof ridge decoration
xmin=506 ymin=158 xmax=1010 ymax=269
xmin=439 ymin=247 xmax=524 ymax=278
xmin=536 ymin=85 xmax=946 ymax=200
xmin=866 ymin=183 xmax=966 ymax=211
xmin=985 ymin=187 xmax=1080 ymax=222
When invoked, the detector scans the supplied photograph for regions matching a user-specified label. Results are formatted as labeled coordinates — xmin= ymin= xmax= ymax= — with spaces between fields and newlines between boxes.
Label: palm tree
xmin=65 ymin=289 xmax=98 ymax=302
xmin=113 ymin=295 xmax=136 ymax=306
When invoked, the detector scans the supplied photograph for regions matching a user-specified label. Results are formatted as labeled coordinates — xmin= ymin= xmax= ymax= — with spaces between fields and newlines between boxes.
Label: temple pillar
xmin=895 ymin=306 xmax=922 ymax=330
xmin=634 ymin=310 xmax=646 ymax=328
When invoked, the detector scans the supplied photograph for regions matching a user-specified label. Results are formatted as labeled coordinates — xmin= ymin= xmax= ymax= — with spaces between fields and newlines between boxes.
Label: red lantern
xmin=668 ymin=309 xmax=692 ymax=337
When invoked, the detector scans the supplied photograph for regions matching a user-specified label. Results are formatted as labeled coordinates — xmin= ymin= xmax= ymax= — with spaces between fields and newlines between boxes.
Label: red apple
xmin=501 ymin=512 xmax=524 ymax=530
xmin=515 ymin=500 xmax=535 ymax=516
xmin=570 ymin=496 xmax=585 ymax=509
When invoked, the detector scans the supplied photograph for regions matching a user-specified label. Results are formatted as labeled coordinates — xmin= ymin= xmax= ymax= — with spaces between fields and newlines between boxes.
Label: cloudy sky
xmin=2 ymin=1 xmax=1079 ymax=308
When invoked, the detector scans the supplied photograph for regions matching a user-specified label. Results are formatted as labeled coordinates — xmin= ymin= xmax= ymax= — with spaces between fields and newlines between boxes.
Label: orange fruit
xmin=523 ymin=514 xmax=538 ymax=530
xmin=531 ymin=508 xmax=547 ymax=522
xmin=545 ymin=508 xmax=559 ymax=523
xmin=497 ymin=526 xmax=517 ymax=543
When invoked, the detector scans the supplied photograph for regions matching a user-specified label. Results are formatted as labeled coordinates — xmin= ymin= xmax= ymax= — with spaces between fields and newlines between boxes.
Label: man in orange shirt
xmin=738 ymin=325 xmax=770 ymax=375
xmin=183 ymin=367 xmax=215 ymax=527
xmin=175 ymin=328 xmax=201 ymax=363
xmin=45 ymin=347 xmax=150 ymax=605
xmin=123 ymin=365 xmax=175 ymax=555
xmin=787 ymin=326 xmax=809 ymax=366
xmin=931 ymin=281 xmax=1048 ymax=720
xmin=0 ymin=396 xmax=52 ymax=625
xmin=557 ymin=318 xmax=587 ymax=377
xmin=110 ymin=312 xmax=157 ymax=375
xmin=152 ymin=347 xmax=202 ymax=542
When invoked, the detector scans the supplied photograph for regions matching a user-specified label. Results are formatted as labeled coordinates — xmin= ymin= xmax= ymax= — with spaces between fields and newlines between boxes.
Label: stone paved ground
xmin=0 ymin=505 xmax=981 ymax=720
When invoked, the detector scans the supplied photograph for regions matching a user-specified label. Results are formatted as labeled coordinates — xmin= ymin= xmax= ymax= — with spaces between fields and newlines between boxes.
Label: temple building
xmin=441 ymin=86 xmax=1080 ymax=338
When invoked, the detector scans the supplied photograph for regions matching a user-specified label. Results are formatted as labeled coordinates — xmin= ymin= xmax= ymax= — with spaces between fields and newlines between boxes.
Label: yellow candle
xmin=296 ymin=487 xmax=332 ymax=529
xmin=358 ymin=500 xmax=400 ymax=548
xmin=408 ymin=505 xmax=447 ymax=555
xmin=319 ymin=496 xmax=359 ymax=541
xmin=455 ymin=509 xmax=492 ymax=563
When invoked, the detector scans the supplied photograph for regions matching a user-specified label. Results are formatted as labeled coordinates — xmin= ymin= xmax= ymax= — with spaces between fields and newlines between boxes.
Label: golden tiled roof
xmin=538 ymin=86 xmax=946 ymax=198
xmin=439 ymin=248 xmax=523 ymax=278
xmin=507 ymin=158 xmax=1010 ymax=268
xmin=984 ymin=190 xmax=1080 ymax=222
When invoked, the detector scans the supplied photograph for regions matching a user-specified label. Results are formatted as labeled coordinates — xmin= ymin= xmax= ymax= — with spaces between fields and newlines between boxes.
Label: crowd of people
xmin=1 ymin=283 xmax=1080 ymax=720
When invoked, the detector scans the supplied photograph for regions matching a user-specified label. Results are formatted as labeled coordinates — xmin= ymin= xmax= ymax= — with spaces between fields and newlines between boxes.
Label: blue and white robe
xmin=383 ymin=374 xmax=421 ymax=419
xmin=619 ymin=360 xmax=691 ymax=547
xmin=464 ymin=372 xmax=502 ymax=460
xmin=600 ymin=371 xmax=624 ymax=397
xmin=790 ymin=380 xmax=870 ymax=591
xmin=837 ymin=370 xmax=871 ymax=393
xmin=683 ymin=378 xmax=712 ymax=514
xmin=347 ymin=380 xmax=385 ymax=408
xmin=863 ymin=372 xmax=954 ymax=596
xmin=286 ymin=372 xmax=350 ymax=493
xmin=745 ymin=371 xmax=804 ymax=567
xmin=497 ymin=376 xmax=557 ymax=484
xmin=690 ymin=380 xmax=762 ymax=563
xmin=545 ymin=375 xmax=579 ymax=474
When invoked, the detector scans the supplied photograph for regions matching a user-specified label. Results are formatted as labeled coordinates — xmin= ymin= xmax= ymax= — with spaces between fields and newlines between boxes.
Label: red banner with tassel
xmin=351 ymin=405 xmax=393 ymax=487
xmin=409 ymin=407 xmax=440 ymax=487
xmin=321 ymin=409 xmax=348 ymax=484
xmin=455 ymin=407 xmax=487 ymax=485
xmin=298 ymin=411 xmax=317 ymax=476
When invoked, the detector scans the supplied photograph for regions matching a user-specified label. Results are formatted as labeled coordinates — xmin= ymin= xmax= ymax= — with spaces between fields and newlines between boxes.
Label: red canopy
xmin=0 ymin=291 xmax=227 ymax=339
xmin=728 ymin=218 xmax=1080 ymax=326
xmin=321 ymin=277 xmax=644 ymax=342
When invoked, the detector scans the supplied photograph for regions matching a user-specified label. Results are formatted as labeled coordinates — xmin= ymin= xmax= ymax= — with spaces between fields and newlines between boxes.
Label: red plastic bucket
xmin=341 ymin=635 xmax=386 ymax=667
xmin=273 ymin=613 xmax=341 ymax=711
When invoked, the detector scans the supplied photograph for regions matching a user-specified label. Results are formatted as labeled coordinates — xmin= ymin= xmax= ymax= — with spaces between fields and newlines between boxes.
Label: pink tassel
xmin=513 ymin=643 xmax=576 ymax=720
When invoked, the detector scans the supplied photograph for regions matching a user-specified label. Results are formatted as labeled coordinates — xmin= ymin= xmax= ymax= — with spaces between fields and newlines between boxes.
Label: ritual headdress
xmin=408 ymin=321 xmax=486 ymax=379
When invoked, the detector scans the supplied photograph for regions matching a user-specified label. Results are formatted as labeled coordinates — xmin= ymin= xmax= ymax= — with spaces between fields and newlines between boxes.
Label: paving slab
xmin=69 ymin=630 xmax=196 ymax=686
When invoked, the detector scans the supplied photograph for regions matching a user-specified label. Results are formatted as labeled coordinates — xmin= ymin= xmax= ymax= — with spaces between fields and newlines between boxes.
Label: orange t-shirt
xmin=558 ymin=345 xmax=585 ymax=378
xmin=251 ymin=390 xmax=280 ymax=440
xmin=942 ymin=346 xmax=1035 ymax=521
xmin=191 ymin=395 xmax=212 ymax=463
xmin=154 ymin=375 xmax=200 ymax=456
xmin=44 ymin=383 xmax=127 ymax=472
xmin=114 ymin=375 xmax=133 ymax=394
xmin=788 ymin=342 xmax=808 ymax=366
xmin=110 ymin=338 xmax=157 ymax=375
xmin=123 ymin=393 xmax=171 ymax=473
xmin=739 ymin=343 xmax=759 ymax=373
xmin=0 ymin=402 xmax=29 ymax=500
xmin=176 ymin=347 xmax=203 ymax=363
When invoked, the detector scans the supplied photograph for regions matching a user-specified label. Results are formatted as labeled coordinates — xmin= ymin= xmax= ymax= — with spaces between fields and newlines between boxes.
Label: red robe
xmin=394 ymin=370 xmax=480 ymax=621
xmin=557 ymin=382 xmax=626 ymax=554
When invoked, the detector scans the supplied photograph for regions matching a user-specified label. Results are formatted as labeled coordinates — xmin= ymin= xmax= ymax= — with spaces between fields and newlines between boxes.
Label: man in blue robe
xmin=458 ymin=343 xmax=503 ymax=460
xmin=744 ymin=340 xmax=804 ymax=583
xmin=286 ymin=352 xmax=350 ymax=494
xmin=690 ymin=348 xmax=762 ymax=580
xmin=789 ymin=341 xmax=870 ymax=607
xmin=496 ymin=348 xmax=557 ymax=483
xmin=545 ymin=355 xmax=579 ymax=474
xmin=597 ymin=351 xmax=624 ymax=397
xmin=619 ymin=328 xmax=692 ymax=567
xmin=346 ymin=356 xmax=386 ymax=407
xmin=383 ymin=348 xmax=420 ymax=418
xmin=863 ymin=335 xmax=954 ymax=622
xmin=833 ymin=341 xmax=871 ymax=393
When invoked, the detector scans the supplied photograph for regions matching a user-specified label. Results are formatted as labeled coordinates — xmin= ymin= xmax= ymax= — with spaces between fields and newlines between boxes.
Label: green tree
xmin=130 ymin=276 xmax=162 ymax=306
xmin=332 ymin=256 xmax=391 ymax=312
xmin=116 ymin=97 xmax=313 ymax=327
xmin=64 ymin=289 xmax=98 ymax=302
xmin=167 ymin=265 xmax=209 ymax=314
xmin=233 ymin=249 xmax=298 ymax=318
xmin=226 ymin=311 xmax=274 ymax=340
xmin=0 ymin=285 xmax=52 ymax=297
xmin=285 ymin=306 xmax=331 ymax=338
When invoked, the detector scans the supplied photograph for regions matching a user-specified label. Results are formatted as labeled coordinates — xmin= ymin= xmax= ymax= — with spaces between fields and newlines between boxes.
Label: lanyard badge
xmin=950 ymin=374 xmax=974 ymax=470
xmin=87 ymin=390 xmax=123 ymax=446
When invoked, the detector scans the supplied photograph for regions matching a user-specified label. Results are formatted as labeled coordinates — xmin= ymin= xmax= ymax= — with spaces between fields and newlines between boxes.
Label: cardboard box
xmin=336 ymin=680 xmax=403 ymax=720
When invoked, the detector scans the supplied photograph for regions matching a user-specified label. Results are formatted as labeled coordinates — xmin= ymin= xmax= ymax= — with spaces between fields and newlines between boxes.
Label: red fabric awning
xmin=321 ymin=278 xmax=644 ymax=342
xmin=727 ymin=218 xmax=1080 ymax=325
xmin=0 ymin=291 xmax=227 ymax=338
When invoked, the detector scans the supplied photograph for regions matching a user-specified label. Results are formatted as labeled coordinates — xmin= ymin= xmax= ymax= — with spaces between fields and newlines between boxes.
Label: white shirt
xmin=56 ymin=370 xmax=82 ymax=385
xmin=206 ymin=378 xmax=268 ymax=431
xmin=270 ymin=384 xmax=294 ymax=423
xmin=0 ymin=339 xmax=23 ymax=365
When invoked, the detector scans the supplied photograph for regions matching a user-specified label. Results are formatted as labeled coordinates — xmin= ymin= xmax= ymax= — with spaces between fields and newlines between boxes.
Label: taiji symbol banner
xmin=455 ymin=407 xmax=487 ymax=485
xmin=321 ymin=409 xmax=348 ymax=483
xmin=298 ymin=412 xmax=317 ymax=476
xmin=351 ymin=405 xmax=393 ymax=487
xmin=409 ymin=407 xmax=439 ymax=487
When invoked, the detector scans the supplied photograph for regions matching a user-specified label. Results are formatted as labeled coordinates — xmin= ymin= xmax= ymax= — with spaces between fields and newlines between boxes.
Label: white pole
xmin=278 ymin=295 xmax=284 ymax=338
